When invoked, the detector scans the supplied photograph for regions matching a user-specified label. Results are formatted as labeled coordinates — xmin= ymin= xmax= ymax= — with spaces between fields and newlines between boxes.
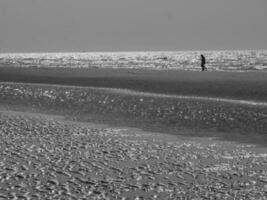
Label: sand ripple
xmin=0 ymin=111 xmax=266 ymax=199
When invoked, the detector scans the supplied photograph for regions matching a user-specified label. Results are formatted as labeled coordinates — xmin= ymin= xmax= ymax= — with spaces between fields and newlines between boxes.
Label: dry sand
xmin=0 ymin=110 xmax=266 ymax=199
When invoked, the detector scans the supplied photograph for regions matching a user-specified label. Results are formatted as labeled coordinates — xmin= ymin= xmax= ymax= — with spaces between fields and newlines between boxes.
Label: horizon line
xmin=0 ymin=49 xmax=266 ymax=55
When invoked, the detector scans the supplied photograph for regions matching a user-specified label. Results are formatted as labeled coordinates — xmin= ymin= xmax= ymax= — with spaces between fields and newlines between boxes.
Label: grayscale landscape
xmin=1 ymin=0 xmax=267 ymax=199
xmin=0 ymin=54 xmax=267 ymax=199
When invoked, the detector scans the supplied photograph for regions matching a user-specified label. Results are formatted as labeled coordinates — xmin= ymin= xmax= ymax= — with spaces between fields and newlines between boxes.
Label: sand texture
xmin=0 ymin=111 xmax=266 ymax=199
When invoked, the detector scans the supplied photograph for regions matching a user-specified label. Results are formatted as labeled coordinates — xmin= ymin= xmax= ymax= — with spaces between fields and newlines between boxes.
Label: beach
xmin=1 ymin=0 xmax=267 ymax=197
xmin=0 ymin=66 xmax=266 ymax=199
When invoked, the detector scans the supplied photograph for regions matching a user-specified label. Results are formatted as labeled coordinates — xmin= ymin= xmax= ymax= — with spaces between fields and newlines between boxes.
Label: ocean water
xmin=0 ymin=50 xmax=267 ymax=72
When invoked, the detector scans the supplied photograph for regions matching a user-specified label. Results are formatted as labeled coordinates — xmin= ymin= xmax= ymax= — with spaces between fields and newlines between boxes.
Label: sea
xmin=0 ymin=50 xmax=267 ymax=72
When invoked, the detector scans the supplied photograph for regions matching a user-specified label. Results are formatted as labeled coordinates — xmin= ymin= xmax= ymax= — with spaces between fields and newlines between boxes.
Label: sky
xmin=0 ymin=0 xmax=266 ymax=53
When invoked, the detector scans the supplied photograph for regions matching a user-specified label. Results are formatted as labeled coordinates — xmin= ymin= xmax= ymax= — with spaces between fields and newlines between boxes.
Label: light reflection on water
xmin=0 ymin=50 xmax=267 ymax=71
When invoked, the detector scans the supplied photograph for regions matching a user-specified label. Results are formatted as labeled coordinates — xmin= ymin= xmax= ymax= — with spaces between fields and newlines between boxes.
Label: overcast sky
xmin=0 ymin=0 xmax=266 ymax=53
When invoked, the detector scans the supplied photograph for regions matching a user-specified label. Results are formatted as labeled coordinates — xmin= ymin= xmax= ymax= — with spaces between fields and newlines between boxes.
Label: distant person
xmin=200 ymin=54 xmax=207 ymax=71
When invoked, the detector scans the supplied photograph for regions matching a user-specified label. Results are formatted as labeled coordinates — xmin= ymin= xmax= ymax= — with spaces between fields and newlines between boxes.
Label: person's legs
xmin=201 ymin=64 xmax=205 ymax=71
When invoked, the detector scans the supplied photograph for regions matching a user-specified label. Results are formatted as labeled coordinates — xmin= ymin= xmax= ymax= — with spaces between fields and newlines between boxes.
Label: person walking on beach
xmin=200 ymin=54 xmax=207 ymax=71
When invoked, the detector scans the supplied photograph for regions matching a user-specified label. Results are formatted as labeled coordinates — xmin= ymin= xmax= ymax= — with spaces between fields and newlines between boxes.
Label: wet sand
xmin=0 ymin=82 xmax=266 ymax=139
xmin=0 ymin=110 xmax=266 ymax=199
xmin=0 ymin=67 xmax=267 ymax=101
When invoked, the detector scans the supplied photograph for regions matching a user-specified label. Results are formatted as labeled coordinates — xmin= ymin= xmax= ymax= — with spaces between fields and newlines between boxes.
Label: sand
xmin=0 ymin=67 xmax=267 ymax=101
xmin=0 ymin=82 xmax=266 ymax=138
xmin=0 ymin=110 xmax=266 ymax=199
xmin=0 ymin=67 xmax=266 ymax=199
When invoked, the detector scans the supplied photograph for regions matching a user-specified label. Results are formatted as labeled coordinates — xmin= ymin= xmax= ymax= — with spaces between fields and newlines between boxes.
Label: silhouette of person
xmin=200 ymin=54 xmax=207 ymax=71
